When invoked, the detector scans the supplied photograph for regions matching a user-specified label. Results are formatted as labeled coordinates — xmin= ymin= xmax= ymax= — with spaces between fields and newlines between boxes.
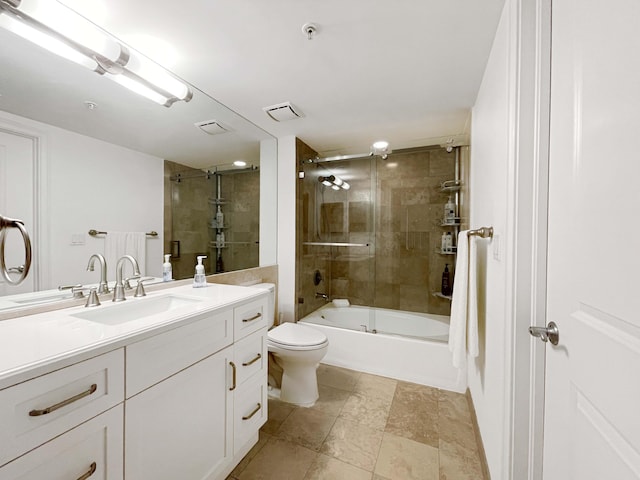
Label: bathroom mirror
xmin=0 ymin=22 xmax=277 ymax=310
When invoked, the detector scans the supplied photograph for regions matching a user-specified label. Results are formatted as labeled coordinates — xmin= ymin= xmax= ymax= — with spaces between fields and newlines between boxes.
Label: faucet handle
xmin=134 ymin=277 xmax=155 ymax=298
xmin=123 ymin=275 xmax=141 ymax=290
xmin=58 ymin=284 xmax=85 ymax=298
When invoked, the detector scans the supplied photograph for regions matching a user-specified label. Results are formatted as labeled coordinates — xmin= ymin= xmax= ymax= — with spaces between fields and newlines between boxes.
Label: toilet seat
xmin=268 ymin=322 xmax=328 ymax=350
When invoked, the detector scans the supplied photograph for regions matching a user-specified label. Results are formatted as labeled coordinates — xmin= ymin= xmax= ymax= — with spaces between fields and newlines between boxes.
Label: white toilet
xmin=253 ymin=283 xmax=329 ymax=407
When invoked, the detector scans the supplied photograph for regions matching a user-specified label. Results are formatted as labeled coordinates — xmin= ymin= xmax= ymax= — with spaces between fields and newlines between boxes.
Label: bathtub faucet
xmin=315 ymin=292 xmax=329 ymax=302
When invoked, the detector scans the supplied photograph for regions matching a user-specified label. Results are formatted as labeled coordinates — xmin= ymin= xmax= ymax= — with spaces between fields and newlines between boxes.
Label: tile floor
xmin=227 ymin=364 xmax=486 ymax=480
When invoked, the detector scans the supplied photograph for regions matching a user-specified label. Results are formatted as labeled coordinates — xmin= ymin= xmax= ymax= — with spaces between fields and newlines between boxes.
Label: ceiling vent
xmin=195 ymin=120 xmax=231 ymax=135
xmin=263 ymin=101 xmax=304 ymax=122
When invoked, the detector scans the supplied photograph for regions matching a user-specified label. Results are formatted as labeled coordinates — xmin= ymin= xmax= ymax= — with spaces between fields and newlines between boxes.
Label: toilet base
xmin=279 ymin=364 xmax=320 ymax=407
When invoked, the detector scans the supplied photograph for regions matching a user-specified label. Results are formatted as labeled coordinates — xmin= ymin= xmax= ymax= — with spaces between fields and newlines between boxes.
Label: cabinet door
xmin=0 ymin=405 xmax=123 ymax=480
xmin=125 ymin=346 xmax=233 ymax=480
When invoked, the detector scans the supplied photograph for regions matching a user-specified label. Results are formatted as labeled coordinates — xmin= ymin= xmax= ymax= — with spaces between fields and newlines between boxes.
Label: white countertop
xmin=0 ymin=283 xmax=266 ymax=390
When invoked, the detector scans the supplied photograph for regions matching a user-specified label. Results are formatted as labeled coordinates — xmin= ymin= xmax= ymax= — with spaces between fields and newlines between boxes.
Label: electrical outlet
xmin=71 ymin=233 xmax=85 ymax=245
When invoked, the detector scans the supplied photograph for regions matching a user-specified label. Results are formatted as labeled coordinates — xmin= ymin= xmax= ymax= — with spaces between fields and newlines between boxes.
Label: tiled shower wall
xmin=296 ymin=142 xmax=462 ymax=319
xmin=164 ymin=161 xmax=259 ymax=279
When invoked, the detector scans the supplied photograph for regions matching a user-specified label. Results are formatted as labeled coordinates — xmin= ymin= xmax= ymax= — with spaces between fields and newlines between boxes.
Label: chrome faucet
xmin=86 ymin=253 xmax=109 ymax=294
xmin=315 ymin=292 xmax=329 ymax=301
xmin=113 ymin=255 xmax=141 ymax=302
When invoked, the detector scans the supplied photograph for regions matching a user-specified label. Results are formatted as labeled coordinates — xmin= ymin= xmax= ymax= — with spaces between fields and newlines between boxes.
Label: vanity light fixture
xmin=0 ymin=0 xmax=192 ymax=107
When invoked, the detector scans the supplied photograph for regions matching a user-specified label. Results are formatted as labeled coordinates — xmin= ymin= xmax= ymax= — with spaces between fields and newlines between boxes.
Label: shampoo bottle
xmin=193 ymin=255 xmax=207 ymax=288
xmin=445 ymin=232 xmax=453 ymax=252
xmin=162 ymin=254 xmax=172 ymax=282
xmin=441 ymin=264 xmax=452 ymax=296
xmin=216 ymin=205 xmax=224 ymax=228
xmin=444 ymin=196 xmax=456 ymax=224
xmin=441 ymin=232 xmax=448 ymax=253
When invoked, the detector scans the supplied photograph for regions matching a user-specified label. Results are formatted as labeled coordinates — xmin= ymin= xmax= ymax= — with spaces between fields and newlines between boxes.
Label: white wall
xmin=276 ymin=135 xmax=297 ymax=323
xmin=469 ymin=1 xmax=512 ymax=477
xmin=0 ymin=110 xmax=164 ymax=289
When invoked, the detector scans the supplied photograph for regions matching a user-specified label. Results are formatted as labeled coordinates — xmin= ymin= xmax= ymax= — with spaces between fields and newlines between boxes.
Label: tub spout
xmin=315 ymin=292 xmax=329 ymax=302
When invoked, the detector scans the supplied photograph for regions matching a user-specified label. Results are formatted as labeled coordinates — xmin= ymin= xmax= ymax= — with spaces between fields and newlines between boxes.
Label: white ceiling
xmin=58 ymin=0 xmax=506 ymax=158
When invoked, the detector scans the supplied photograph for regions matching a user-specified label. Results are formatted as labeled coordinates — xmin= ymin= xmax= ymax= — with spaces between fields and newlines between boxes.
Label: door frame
xmin=0 ymin=112 xmax=49 ymax=291
xmin=504 ymin=0 xmax=551 ymax=478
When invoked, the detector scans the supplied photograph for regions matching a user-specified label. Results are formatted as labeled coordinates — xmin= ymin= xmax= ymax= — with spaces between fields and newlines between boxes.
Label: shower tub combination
xmin=300 ymin=303 xmax=466 ymax=393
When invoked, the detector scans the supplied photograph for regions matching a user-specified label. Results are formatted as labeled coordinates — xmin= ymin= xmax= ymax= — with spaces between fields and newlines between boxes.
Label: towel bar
xmin=468 ymin=227 xmax=493 ymax=239
xmin=88 ymin=229 xmax=158 ymax=237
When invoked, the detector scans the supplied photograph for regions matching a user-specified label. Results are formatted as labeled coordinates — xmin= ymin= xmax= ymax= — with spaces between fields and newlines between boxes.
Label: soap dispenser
xmin=193 ymin=255 xmax=207 ymax=288
xmin=162 ymin=254 xmax=172 ymax=282
xmin=441 ymin=264 xmax=452 ymax=296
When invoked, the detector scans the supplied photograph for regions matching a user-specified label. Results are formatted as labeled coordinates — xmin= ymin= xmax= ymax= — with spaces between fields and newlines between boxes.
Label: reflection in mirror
xmin=0 ymin=15 xmax=276 ymax=312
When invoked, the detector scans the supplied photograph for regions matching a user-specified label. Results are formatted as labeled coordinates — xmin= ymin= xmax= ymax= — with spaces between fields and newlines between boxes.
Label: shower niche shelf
xmin=432 ymin=292 xmax=452 ymax=301
xmin=436 ymin=247 xmax=457 ymax=255
xmin=440 ymin=180 xmax=462 ymax=193
xmin=207 ymin=198 xmax=227 ymax=205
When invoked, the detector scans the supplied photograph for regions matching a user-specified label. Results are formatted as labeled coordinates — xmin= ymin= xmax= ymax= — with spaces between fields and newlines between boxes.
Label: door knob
xmin=528 ymin=321 xmax=559 ymax=345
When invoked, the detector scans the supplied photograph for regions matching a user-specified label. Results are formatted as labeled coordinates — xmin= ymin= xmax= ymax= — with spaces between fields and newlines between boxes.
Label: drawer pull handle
xmin=77 ymin=462 xmax=97 ymax=480
xmin=29 ymin=384 xmax=98 ymax=417
xmin=242 ymin=403 xmax=261 ymax=420
xmin=242 ymin=312 xmax=262 ymax=323
xmin=242 ymin=353 xmax=262 ymax=367
xmin=229 ymin=362 xmax=237 ymax=391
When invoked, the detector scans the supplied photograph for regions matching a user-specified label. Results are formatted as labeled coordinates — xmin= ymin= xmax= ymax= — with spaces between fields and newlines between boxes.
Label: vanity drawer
xmin=233 ymin=373 xmax=267 ymax=453
xmin=0 ymin=349 xmax=124 ymax=467
xmin=234 ymin=297 xmax=268 ymax=340
xmin=234 ymin=329 xmax=267 ymax=387
xmin=0 ymin=404 xmax=123 ymax=480
xmin=126 ymin=309 xmax=233 ymax=397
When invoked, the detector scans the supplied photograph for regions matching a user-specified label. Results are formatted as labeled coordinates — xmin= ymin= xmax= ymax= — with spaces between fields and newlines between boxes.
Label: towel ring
xmin=0 ymin=215 xmax=32 ymax=286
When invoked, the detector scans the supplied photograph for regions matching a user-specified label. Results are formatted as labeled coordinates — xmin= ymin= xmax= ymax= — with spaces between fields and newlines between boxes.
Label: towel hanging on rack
xmin=448 ymin=230 xmax=479 ymax=368
xmin=104 ymin=232 xmax=146 ymax=279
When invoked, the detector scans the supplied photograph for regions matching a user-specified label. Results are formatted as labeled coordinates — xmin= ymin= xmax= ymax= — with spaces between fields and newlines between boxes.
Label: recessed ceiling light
xmin=233 ymin=160 xmax=247 ymax=167
xmin=372 ymin=140 xmax=389 ymax=150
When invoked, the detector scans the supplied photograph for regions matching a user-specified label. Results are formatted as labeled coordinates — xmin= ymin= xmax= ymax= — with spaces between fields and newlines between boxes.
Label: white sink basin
xmin=71 ymin=294 xmax=203 ymax=325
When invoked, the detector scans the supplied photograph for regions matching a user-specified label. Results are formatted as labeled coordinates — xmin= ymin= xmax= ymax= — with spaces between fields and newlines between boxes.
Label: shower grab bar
xmin=303 ymin=242 xmax=370 ymax=247
xmin=0 ymin=214 xmax=32 ymax=286
xmin=468 ymin=227 xmax=494 ymax=239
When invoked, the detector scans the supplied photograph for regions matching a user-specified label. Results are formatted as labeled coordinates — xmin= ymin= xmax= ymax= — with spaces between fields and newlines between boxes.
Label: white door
xmin=543 ymin=0 xmax=640 ymax=478
xmin=0 ymin=129 xmax=35 ymax=294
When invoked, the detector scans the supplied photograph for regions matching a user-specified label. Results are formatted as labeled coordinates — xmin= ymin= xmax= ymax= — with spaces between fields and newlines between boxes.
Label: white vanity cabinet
xmin=0 ymin=349 xmax=124 ymax=470
xmin=0 ymin=405 xmax=124 ymax=480
xmin=0 ymin=286 xmax=269 ymax=480
xmin=124 ymin=293 xmax=269 ymax=480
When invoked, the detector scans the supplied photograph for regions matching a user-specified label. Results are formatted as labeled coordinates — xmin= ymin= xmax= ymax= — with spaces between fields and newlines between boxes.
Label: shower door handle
xmin=528 ymin=322 xmax=559 ymax=346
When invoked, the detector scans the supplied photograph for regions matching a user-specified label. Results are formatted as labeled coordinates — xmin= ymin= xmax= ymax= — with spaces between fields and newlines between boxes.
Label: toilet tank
xmin=251 ymin=283 xmax=275 ymax=328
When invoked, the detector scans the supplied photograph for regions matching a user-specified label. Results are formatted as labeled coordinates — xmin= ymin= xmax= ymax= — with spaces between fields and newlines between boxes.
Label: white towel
xmin=104 ymin=232 xmax=146 ymax=280
xmin=448 ymin=230 xmax=479 ymax=368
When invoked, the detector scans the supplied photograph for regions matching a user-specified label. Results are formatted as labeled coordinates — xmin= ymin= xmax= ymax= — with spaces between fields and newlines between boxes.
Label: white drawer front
xmin=0 ymin=350 xmax=124 ymax=467
xmin=126 ymin=309 xmax=233 ymax=398
xmin=233 ymin=297 xmax=268 ymax=340
xmin=234 ymin=374 xmax=267 ymax=453
xmin=234 ymin=329 xmax=267 ymax=387
xmin=0 ymin=405 xmax=123 ymax=480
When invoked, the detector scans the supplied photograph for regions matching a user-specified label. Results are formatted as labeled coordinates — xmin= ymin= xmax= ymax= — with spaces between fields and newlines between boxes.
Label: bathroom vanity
xmin=0 ymin=283 xmax=269 ymax=480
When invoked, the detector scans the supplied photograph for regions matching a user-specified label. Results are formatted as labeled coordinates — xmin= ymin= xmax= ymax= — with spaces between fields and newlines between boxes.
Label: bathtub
xmin=299 ymin=304 xmax=466 ymax=393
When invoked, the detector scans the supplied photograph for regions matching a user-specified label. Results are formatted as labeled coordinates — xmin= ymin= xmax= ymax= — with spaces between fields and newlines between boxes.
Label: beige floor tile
xmin=238 ymin=437 xmax=317 ymax=480
xmin=339 ymin=392 xmax=392 ymax=431
xmin=311 ymin=384 xmax=352 ymax=416
xmin=438 ymin=392 xmax=478 ymax=453
xmin=439 ymin=439 xmax=485 ymax=480
xmin=317 ymin=364 xmax=361 ymax=391
xmin=261 ymin=398 xmax=297 ymax=435
xmin=304 ymin=454 xmax=373 ymax=480
xmin=353 ymin=373 xmax=397 ymax=402
xmin=320 ymin=417 xmax=384 ymax=471
xmin=374 ymin=432 xmax=439 ymax=480
xmin=386 ymin=381 xmax=439 ymax=447
xmin=277 ymin=407 xmax=337 ymax=451
xmin=230 ymin=431 xmax=271 ymax=478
